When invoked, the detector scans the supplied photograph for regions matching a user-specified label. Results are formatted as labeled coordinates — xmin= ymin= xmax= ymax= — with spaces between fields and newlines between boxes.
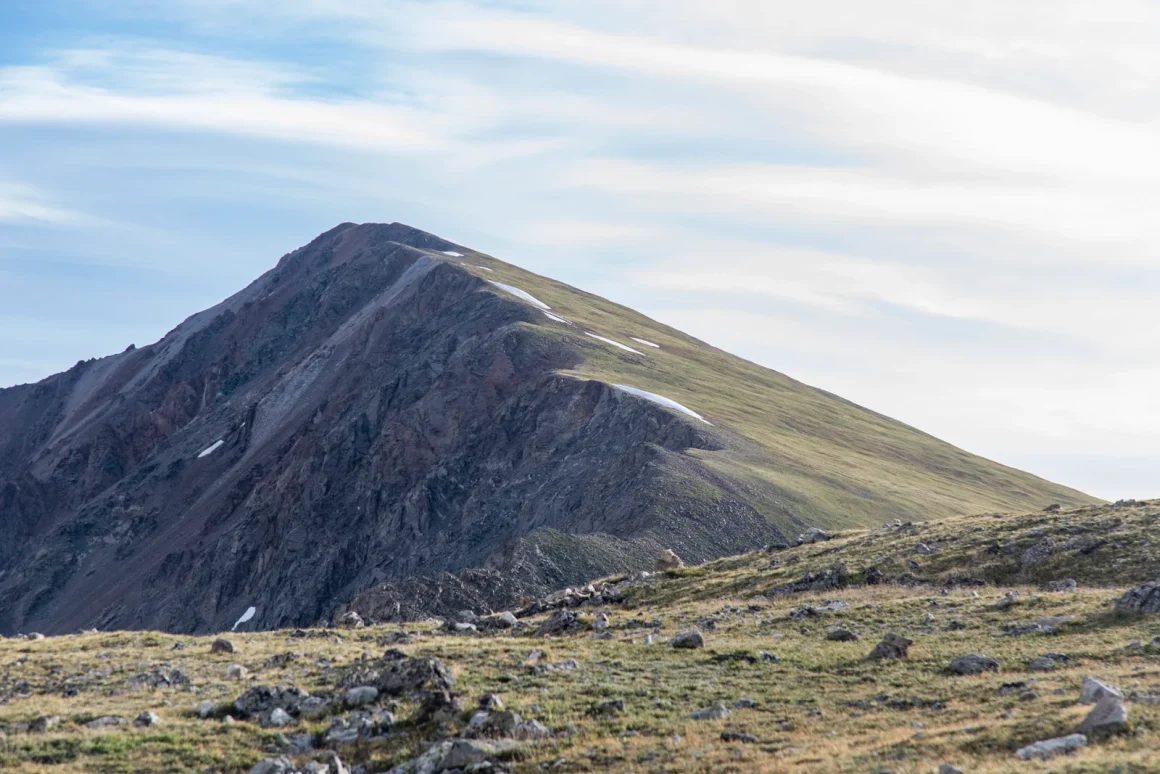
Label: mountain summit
xmin=0 ymin=223 xmax=1096 ymax=634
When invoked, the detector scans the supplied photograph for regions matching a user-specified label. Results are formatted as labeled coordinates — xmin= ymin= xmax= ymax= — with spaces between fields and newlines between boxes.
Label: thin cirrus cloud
xmin=0 ymin=0 xmax=1157 ymax=499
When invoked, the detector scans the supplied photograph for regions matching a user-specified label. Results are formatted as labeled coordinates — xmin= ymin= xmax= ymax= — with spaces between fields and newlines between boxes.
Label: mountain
xmin=0 ymin=223 xmax=1097 ymax=635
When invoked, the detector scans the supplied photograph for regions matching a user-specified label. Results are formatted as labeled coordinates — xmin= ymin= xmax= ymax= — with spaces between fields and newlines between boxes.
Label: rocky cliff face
xmin=0 ymin=223 xmax=1096 ymax=635
xmin=0 ymin=224 xmax=778 ymax=634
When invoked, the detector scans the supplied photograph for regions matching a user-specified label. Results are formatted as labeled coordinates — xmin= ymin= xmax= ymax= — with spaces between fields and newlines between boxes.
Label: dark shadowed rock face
xmin=0 ymin=223 xmax=782 ymax=635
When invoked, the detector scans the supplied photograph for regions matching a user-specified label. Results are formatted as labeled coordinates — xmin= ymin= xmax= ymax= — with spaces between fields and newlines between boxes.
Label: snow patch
xmin=232 ymin=606 xmax=256 ymax=631
xmin=613 ymin=384 xmax=710 ymax=424
xmin=441 ymin=250 xmax=464 ymax=257
xmin=631 ymin=337 xmax=661 ymax=348
xmin=585 ymin=332 xmax=644 ymax=355
xmin=488 ymin=281 xmax=550 ymax=310
xmin=473 ymin=265 xmax=494 ymax=272
xmin=543 ymin=312 xmax=571 ymax=325
xmin=197 ymin=440 xmax=224 ymax=458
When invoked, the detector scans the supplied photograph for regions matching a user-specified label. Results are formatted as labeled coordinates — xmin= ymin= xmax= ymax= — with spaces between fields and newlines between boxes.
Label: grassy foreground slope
xmin=434 ymin=242 xmax=1097 ymax=533
xmin=2 ymin=499 xmax=1157 ymax=773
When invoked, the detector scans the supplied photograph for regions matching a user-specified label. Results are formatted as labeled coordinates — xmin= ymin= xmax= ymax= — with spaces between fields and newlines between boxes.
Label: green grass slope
xmin=430 ymin=242 xmax=1097 ymax=536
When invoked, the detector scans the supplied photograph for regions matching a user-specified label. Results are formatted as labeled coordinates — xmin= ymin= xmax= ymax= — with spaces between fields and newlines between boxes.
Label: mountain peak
xmin=0 ymin=226 xmax=1096 ymax=635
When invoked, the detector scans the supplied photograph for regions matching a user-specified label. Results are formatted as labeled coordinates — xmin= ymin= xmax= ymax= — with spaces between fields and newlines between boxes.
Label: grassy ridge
xmin=441 ymin=247 xmax=1098 ymax=537
xmin=3 ymin=500 xmax=1156 ymax=772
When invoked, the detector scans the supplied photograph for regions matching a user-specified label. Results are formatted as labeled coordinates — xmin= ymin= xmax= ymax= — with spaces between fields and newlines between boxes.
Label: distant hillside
xmin=0 ymin=222 xmax=1096 ymax=635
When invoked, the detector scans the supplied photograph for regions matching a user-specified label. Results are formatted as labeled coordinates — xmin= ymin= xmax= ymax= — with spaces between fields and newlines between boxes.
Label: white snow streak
xmin=473 ymin=265 xmax=494 ymax=272
xmin=441 ymin=250 xmax=464 ymax=257
xmin=585 ymin=332 xmax=644 ymax=355
xmin=488 ymin=281 xmax=550 ymax=310
xmin=543 ymin=311 xmax=571 ymax=325
xmin=630 ymin=337 xmax=661 ymax=348
xmin=613 ymin=384 xmax=711 ymax=424
xmin=231 ymin=606 xmax=256 ymax=631
xmin=197 ymin=440 xmax=224 ymax=458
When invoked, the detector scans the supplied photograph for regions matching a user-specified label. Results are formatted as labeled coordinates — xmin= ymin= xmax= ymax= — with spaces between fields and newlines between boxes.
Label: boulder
xmin=28 ymin=715 xmax=61 ymax=733
xmin=337 ymin=611 xmax=365 ymax=629
xmin=1079 ymin=694 xmax=1128 ymax=737
xmin=1015 ymin=734 xmax=1086 ymax=761
xmin=1020 ymin=539 xmax=1055 ymax=566
xmin=865 ymin=633 xmax=912 ymax=661
xmin=195 ymin=701 xmax=216 ymax=719
xmin=948 ymin=655 xmax=1001 ymax=675
xmin=1115 ymin=582 xmax=1160 ymax=615
xmin=1045 ymin=578 xmax=1077 ymax=592
xmin=133 ymin=711 xmax=162 ymax=728
xmin=84 ymin=716 xmax=126 ymax=730
xmin=795 ymin=527 xmax=831 ymax=545
xmin=670 ymin=630 xmax=705 ymax=649
xmin=655 ymin=549 xmax=684 ymax=571
xmin=249 ymin=757 xmax=292 ymax=774
xmin=824 ymin=626 xmax=859 ymax=642
xmin=233 ymin=685 xmax=312 ymax=718
xmin=343 ymin=686 xmax=379 ymax=708
xmin=378 ymin=657 xmax=456 ymax=697
xmin=534 ymin=610 xmax=579 ymax=637
xmin=1080 ymin=676 xmax=1122 ymax=705
xmin=225 ymin=663 xmax=249 ymax=680
xmin=260 ymin=708 xmax=294 ymax=728
xmin=210 ymin=638 xmax=235 ymax=654
xmin=689 ymin=702 xmax=730 ymax=720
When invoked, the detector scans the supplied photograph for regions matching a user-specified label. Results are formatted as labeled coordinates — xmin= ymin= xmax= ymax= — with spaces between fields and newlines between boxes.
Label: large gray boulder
xmin=1115 ymin=581 xmax=1160 ymax=615
xmin=865 ymin=633 xmax=912 ymax=661
xmin=948 ymin=654 xmax=1001 ymax=675
xmin=1015 ymin=734 xmax=1086 ymax=761
xmin=1080 ymin=676 xmax=1122 ymax=705
xmin=670 ymin=630 xmax=705 ymax=649
xmin=1079 ymin=694 xmax=1128 ymax=736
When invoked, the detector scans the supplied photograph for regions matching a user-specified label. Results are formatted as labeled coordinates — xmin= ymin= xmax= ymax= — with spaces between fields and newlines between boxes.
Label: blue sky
xmin=2 ymin=1 xmax=1158 ymax=500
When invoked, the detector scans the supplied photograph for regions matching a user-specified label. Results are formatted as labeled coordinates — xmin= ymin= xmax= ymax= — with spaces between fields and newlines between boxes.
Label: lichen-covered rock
xmin=378 ymin=657 xmax=455 ymax=697
xmin=865 ymin=633 xmax=912 ymax=661
xmin=948 ymin=655 xmax=1001 ymax=675
xmin=1115 ymin=582 xmax=1160 ymax=615
xmin=655 ymin=549 xmax=684 ymax=571
xmin=670 ymin=630 xmax=705 ymax=649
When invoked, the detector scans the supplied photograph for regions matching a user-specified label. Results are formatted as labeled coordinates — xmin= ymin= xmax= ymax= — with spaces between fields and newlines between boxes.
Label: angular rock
xmin=84 ymin=716 xmax=126 ymax=729
xmin=824 ymin=626 xmax=859 ymax=642
xmin=655 ymin=549 xmax=684 ymax=571
xmin=1115 ymin=582 xmax=1160 ymax=615
xmin=195 ymin=700 xmax=216 ymax=719
xmin=260 ymin=708 xmax=294 ymax=728
xmin=1015 ymin=734 xmax=1087 ymax=761
xmin=1080 ymin=695 xmax=1128 ymax=736
xmin=338 ymin=611 xmax=365 ymax=629
xmin=865 ymin=633 xmax=912 ymax=661
xmin=29 ymin=715 xmax=61 ymax=733
xmin=249 ymin=757 xmax=292 ymax=774
xmin=938 ymin=766 xmax=964 ymax=774
xmin=1080 ymin=676 xmax=1123 ymax=705
xmin=226 ymin=663 xmax=249 ymax=680
xmin=1045 ymin=578 xmax=1077 ymax=592
xmin=795 ymin=527 xmax=831 ymax=545
xmin=535 ymin=610 xmax=580 ymax=637
xmin=344 ymin=686 xmax=379 ymax=708
xmin=689 ymin=702 xmax=730 ymax=721
xmin=948 ymin=655 xmax=1001 ymax=675
xmin=133 ymin=711 xmax=162 ymax=728
xmin=1020 ymin=539 xmax=1055 ymax=566
xmin=670 ymin=630 xmax=705 ymax=649
xmin=378 ymin=656 xmax=456 ymax=697
xmin=210 ymin=638 xmax=235 ymax=654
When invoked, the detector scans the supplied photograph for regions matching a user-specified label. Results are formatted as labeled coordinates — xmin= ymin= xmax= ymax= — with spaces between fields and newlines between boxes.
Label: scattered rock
xmin=133 ymin=711 xmax=161 ymax=728
xmin=1045 ymin=578 xmax=1077 ymax=592
xmin=1079 ymin=694 xmax=1128 ymax=736
xmin=28 ymin=715 xmax=61 ymax=733
xmin=344 ymin=686 xmax=379 ymax=708
xmin=338 ymin=611 xmax=365 ymax=629
xmin=721 ymin=731 xmax=759 ymax=743
xmin=263 ymin=652 xmax=303 ymax=669
xmin=226 ymin=663 xmax=249 ymax=680
xmin=865 ymin=633 xmax=912 ymax=661
xmin=1115 ymin=581 xmax=1160 ymax=615
xmin=914 ymin=543 xmax=935 ymax=555
xmin=592 ymin=612 xmax=610 ymax=631
xmin=948 ymin=655 xmax=1001 ymax=675
xmin=378 ymin=656 xmax=456 ymax=697
xmin=196 ymin=701 xmax=216 ymax=719
xmin=655 ymin=549 xmax=684 ymax=571
xmin=825 ymin=626 xmax=859 ymax=642
xmin=1027 ymin=653 xmax=1072 ymax=672
xmin=938 ymin=766 xmax=964 ymax=774
xmin=587 ymin=700 xmax=626 ymax=718
xmin=795 ymin=527 xmax=831 ymax=545
xmin=210 ymin=638 xmax=235 ymax=654
xmin=1020 ymin=539 xmax=1055 ymax=566
xmin=1080 ymin=676 xmax=1123 ymax=705
xmin=249 ymin=757 xmax=292 ymax=774
xmin=689 ymin=703 xmax=730 ymax=721
xmin=534 ymin=610 xmax=580 ymax=637
xmin=261 ymin=708 xmax=294 ymax=728
xmin=84 ymin=716 xmax=126 ymax=730
xmin=670 ymin=630 xmax=705 ymax=649
xmin=514 ymin=719 xmax=552 ymax=740
xmin=479 ymin=693 xmax=504 ymax=711
xmin=1015 ymin=734 xmax=1087 ymax=761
